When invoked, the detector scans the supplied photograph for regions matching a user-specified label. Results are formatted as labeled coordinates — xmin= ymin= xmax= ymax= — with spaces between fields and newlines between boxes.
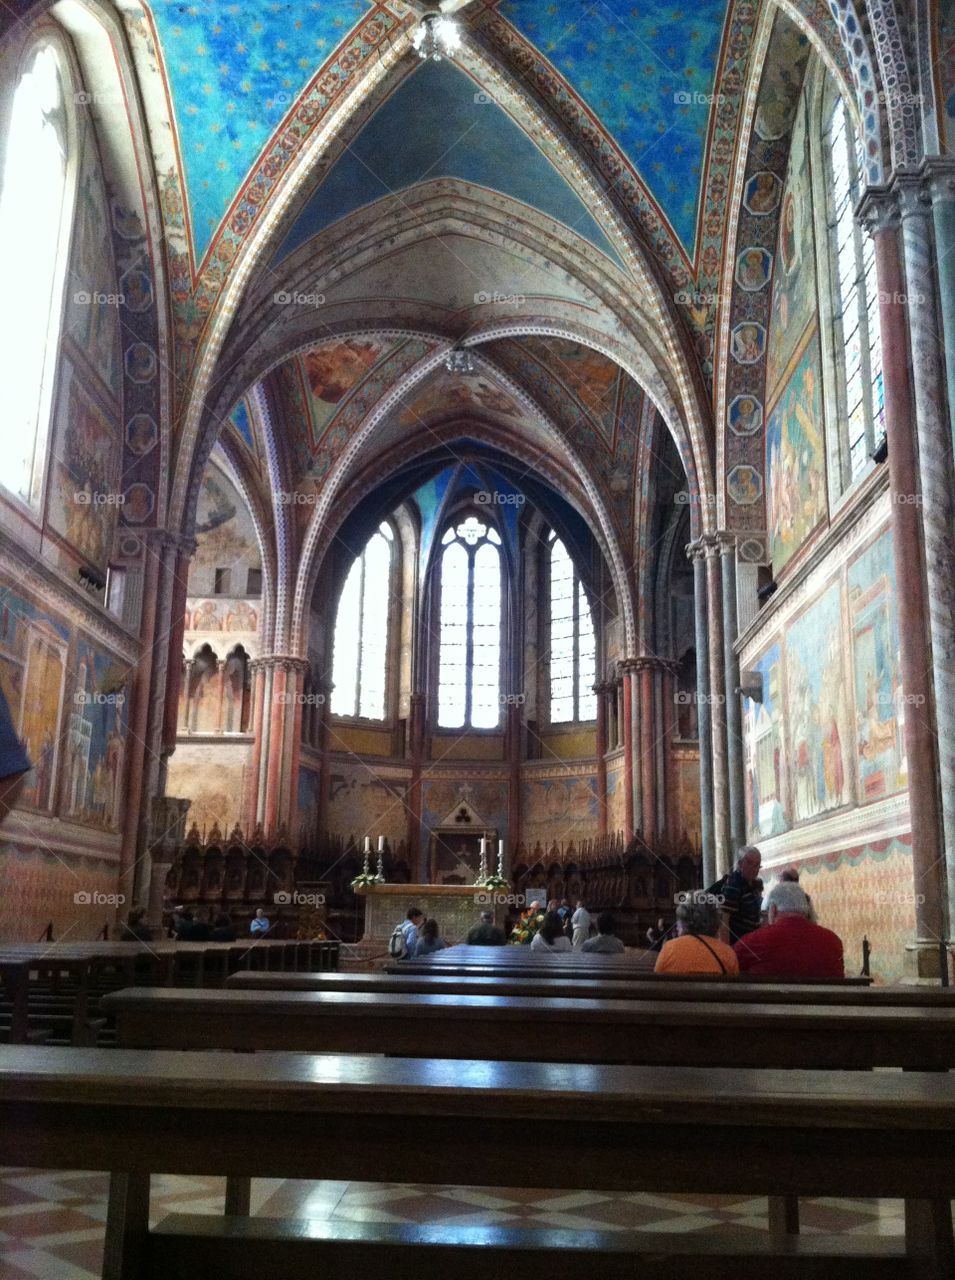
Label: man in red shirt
xmin=734 ymin=880 xmax=844 ymax=978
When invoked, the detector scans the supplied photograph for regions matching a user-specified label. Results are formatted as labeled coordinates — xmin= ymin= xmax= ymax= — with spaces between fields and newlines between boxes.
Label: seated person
xmin=413 ymin=917 xmax=448 ymax=956
xmin=654 ymin=896 xmax=740 ymax=975
xmin=467 ymin=910 xmax=505 ymax=946
xmin=174 ymin=908 xmax=212 ymax=942
xmin=210 ymin=912 xmax=237 ymax=942
xmin=571 ymin=901 xmax=593 ymax=948
xmin=581 ymin=911 xmax=626 ymax=954
xmin=393 ymin=907 xmax=424 ymax=957
xmin=530 ymin=910 xmax=573 ymax=952
xmin=734 ymin=881 xmax=843 ymax=978
xmin=249 ymin=907 xmax=271 ymax=936
xmin=120 ymin=907 xmax=153 ymax=942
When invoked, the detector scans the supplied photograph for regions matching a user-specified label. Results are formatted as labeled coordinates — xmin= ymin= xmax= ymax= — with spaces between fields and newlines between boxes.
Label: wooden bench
xmin=100 ymin=986 xmax=955 ymax=1069
xmin=0 ymin=1047 xmax=949 ymax=1278
xmin=225 ymin=968 xmax=932 ymax=1004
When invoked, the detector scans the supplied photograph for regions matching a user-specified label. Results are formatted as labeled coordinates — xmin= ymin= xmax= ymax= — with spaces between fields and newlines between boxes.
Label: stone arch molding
xmin=165 ymin=39 xmax=715 ymax=543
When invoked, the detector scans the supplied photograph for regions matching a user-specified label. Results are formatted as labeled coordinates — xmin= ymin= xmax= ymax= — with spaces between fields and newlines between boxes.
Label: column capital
xmin=685 ymin=538 xmax=707 ymax=562
xmin=250 ymin=654 xmax=310 ymax=676
xmin=921 ymin=157 xmax=955 ymax=204
xmin=857 ymin=183 xmax=900 ymax=235
xmin=894 ymin=171 xmax=933 ymax=223
xmin=712 ymin=529 xmax=737 ymax=555
xmin=146 ymin=529 xmax=198 ymax=558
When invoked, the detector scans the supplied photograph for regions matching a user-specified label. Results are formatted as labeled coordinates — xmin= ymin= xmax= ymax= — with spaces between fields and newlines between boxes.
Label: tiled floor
xmin=0 ymin=1168 xmax=907 ymax=1279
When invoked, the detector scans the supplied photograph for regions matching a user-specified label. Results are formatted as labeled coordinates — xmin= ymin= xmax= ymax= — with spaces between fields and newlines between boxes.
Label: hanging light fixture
xmin=411 ymin=11 xmax=462 ymax=61
xmin=444 ymin=347 xmax=475 ymax=375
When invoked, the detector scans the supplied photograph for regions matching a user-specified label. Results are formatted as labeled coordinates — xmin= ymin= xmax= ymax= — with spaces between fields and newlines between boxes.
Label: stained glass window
xmin=549 ymin=535 xmax=597 ymax=723
xmin=826 ymin=93 xmax=884 ymax=486
xmin=331 ymin=524 xmax=393 ymax=719
xmin=437 ymin=517 xmax=502 ymax=729
xmin=0 ymin=46 xmax=72 ymax=507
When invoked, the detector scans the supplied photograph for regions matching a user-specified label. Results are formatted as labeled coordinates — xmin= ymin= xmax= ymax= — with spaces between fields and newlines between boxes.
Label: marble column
xmin=246 ymin=660 xmax=267 ymax=830
xmin=620 ymin=661 xmax=637 ymax=840
xmin=718 ymin=531 xmax=746 ymax=855
xmin=925 ymin=160 xmax=955 ymax=465
xmin=637 ymin=658 xmax=657 ymax=843
xmin=704 ymin=537 xmax=731 ymax=877
xmin=897 ymin=174 xmax=955 ymax=939
xmin=407 ymin=691 xmax=426 ymax=879
xmin=860 ymin=186 xmax=947 ymax=959
xmin=686 ymin=541 xmax=715 ymax=886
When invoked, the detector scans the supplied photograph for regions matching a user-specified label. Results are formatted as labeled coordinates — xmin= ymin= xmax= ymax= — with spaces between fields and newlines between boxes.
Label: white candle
xmin=378 ymin=835 xmax=384 ymax=852
xmin=498 ymin=839 xmax=504 ymax=860
xmin=480 ymin=837 xmax=486 ymax=855
xmin=364 ymin=835 xmax=371 ymax=853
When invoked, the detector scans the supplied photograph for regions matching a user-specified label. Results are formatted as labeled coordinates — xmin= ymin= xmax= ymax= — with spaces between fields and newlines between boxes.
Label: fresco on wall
xmin=298 ymin=766 xmax=322 ymax=844
xmin=65 ymin=639 xmax=129 ymax=832
xmin=848 ymin=528 xmax=907 ymax=803
xmin=742 ymin=643 xmax=788 ymax=839
xmin=676 ymin=758 xmax=702 ymax=846
xmin=166 ymin=755 xmax=248 ymax=833
xmin=522 ymin=775 xmax=598 ymax=848
xmin=48 ymin=364 xmax=122 ymax=571
xmin=0 ymin=593 xmax=70 ymax=814
xmin=328 ymin=765 xmax=410 ymax=846
xmin=606 ymin=764 xmax=625 ymax=836
xmin=766 ymin=89 xmax=817 ymax=395
xmin=65 ymin=130 xmax=121 ymax=397
xmin=420 ymin=778 xmax=508 ymax=849
xmin=189 ymin=464 xmax=261 ymax=593
xmin=302 ymin=337 xmax=392 ymax=441
xmin=784 ymin=582 xmax=852 ymax=824
xmin=767 ymin=333 xmax=827 ymax=573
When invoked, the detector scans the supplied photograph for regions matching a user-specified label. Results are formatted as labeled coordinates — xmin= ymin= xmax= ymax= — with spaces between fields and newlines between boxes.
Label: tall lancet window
xmin=438 ymin=515 xmax=502 ymax=729
xmin=549 ymin=534 xmax=597 ymax=723
xmin=331 ymin=523 xmax=393 ymax=719
xmin=0 ymin=45 xmax=72 ymax=507
xmin=824 ymin=91 xmax=884 ymax=484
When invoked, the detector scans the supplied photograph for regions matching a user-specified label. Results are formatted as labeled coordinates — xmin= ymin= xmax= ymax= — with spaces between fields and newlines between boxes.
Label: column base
xmin=901 ymin=941 xmax=948 ymax=982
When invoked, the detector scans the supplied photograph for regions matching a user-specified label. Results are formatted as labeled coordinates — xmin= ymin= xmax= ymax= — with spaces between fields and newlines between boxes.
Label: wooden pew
xmin=0 ymin=1046 xmax=949 ymax=1278
xmin=225 ymin=969 xmax=935 ymax=1004
xmin=101 ymin=986 xmax=955 ymax=1069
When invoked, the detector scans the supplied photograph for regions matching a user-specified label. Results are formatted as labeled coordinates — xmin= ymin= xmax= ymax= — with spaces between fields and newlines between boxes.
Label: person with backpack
xmin=654 ymin=895 xmax=739 ymax=975
xmin=389 ymin=907 xmax=424 ymax=960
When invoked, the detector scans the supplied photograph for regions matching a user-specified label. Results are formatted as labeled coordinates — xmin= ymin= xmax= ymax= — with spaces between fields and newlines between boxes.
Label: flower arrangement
xmin=509 ymin=906 xmax=544 ymax=945
xmin=478 ymin=874 xmax=510 ymax=891
xmin=350 ymin=872 xmax=379 ymax=890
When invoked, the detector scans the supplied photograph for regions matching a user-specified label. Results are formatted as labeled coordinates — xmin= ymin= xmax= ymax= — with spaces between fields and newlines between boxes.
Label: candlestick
xmin=375 ymin=850 xmax=385 ymax=882
xmin=497 ymin=840 xmax=504 ymax=879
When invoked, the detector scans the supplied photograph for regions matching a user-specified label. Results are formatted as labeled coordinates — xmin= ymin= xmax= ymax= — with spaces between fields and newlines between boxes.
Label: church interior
xmin=0 ymin=0 xmax=954 ymax=1275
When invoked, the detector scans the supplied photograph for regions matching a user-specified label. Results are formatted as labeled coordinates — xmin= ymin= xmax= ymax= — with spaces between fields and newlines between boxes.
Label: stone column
xmin=703 ymin=537 xmax=730 ymax=876
xmin=593 ymin=683 xmax=607 ymax=836
xmin=407 ymin=691 xmax=426 ymax=878
xmin=925 ymin=159 xmax=955 ymax=465
xmin=660 ymin=660 xmax=679 ymax=843
xmin=620 ymin=661 xmax=637 ymax=840
xmin=636 ymin=658 xmax=657 ymax=843
xmin=246 ymin=660 xmax=267 ymax=830
xmin=897 ymin=174 xmax=955 ymax=939
xmin=686 ymin=541 xmax=715 ymax=886
xmin=860 ymin=186 xmax=948 ymax=963
xmin=718 ymin=531 xmax=746 ymax=855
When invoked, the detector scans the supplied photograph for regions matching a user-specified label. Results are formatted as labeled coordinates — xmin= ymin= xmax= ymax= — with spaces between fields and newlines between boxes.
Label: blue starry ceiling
xmin=149 ymin=0 xmax=371 ymax=261
xmin=497 ymin=0 xmax=729 ymax=253
xmin=273 ymin=59 xmax=623 ymax=266
xmin=148 ymin=0 xmax=728 ymax=267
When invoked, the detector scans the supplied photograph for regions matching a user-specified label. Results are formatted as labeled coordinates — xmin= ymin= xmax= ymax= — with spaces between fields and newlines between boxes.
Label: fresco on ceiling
xmin=497 ymin=0 xmax=727 ymax=252
xmin=753 ymin=21 xmax=811 ymax=142
xmin=767 ymin=331 xmax=827 ymax=574
xmin=398 ymin=374 xmax=523 ymax=428
xmin=65 ymin=638 xmax=129 ymax=832
xmin=147 ymin=0 xmax=372 ymax=260
xmin=303 ymin=337 xmax=392 ymax=441
xmin=766 ymin=88 xmax=818 ymax=396
xmin=515 ymin=337 xmax=622 ymax=442
xmin=742 ymin=643 xmax=788 ymax=840
xmin=0 ymin=592 xmax=70 ymax=814
xmin=229 ymin=398 xmax=255 ymax=452
xmin=64 ymin=128 xmax=121 ymax=397
xmin=274 ymin=59 xmax=621 ymax=266
xmin=47 ymin=361 xmax=122 ymax=572
xmin=730 ymin=322 xmax=766 ymax=364
xmin=413 ymin=469 xmax=455 ymax=574
xmin=522 ymin=775 xmax=598 ymax=848
xmin=784 ymin=581 xmax=852 ymax=824
xmin=847 ymin=527 xmax=907 ymax=804
xmin=940 ymin=0 xmax=955 ymax=153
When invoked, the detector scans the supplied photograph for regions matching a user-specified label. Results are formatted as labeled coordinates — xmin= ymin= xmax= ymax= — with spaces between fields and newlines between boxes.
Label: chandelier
xmin=411 ymin=12 xmax=462 ymax=61
xmin=444 ymin=347 xmax=475 ymax=375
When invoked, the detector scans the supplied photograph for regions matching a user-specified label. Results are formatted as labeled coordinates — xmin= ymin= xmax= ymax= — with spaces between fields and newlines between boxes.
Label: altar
xmin=355 ymin=883 xmax=505 ymax=945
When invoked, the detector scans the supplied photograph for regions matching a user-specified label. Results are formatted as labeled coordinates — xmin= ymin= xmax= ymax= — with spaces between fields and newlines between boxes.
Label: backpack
xmin=389 ymin=925 xmax=408 ymax=960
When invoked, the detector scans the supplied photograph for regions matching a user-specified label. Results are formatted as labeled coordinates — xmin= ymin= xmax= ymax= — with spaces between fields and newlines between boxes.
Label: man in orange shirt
xmin=655 ymin=895 xmax=740 ymax=976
